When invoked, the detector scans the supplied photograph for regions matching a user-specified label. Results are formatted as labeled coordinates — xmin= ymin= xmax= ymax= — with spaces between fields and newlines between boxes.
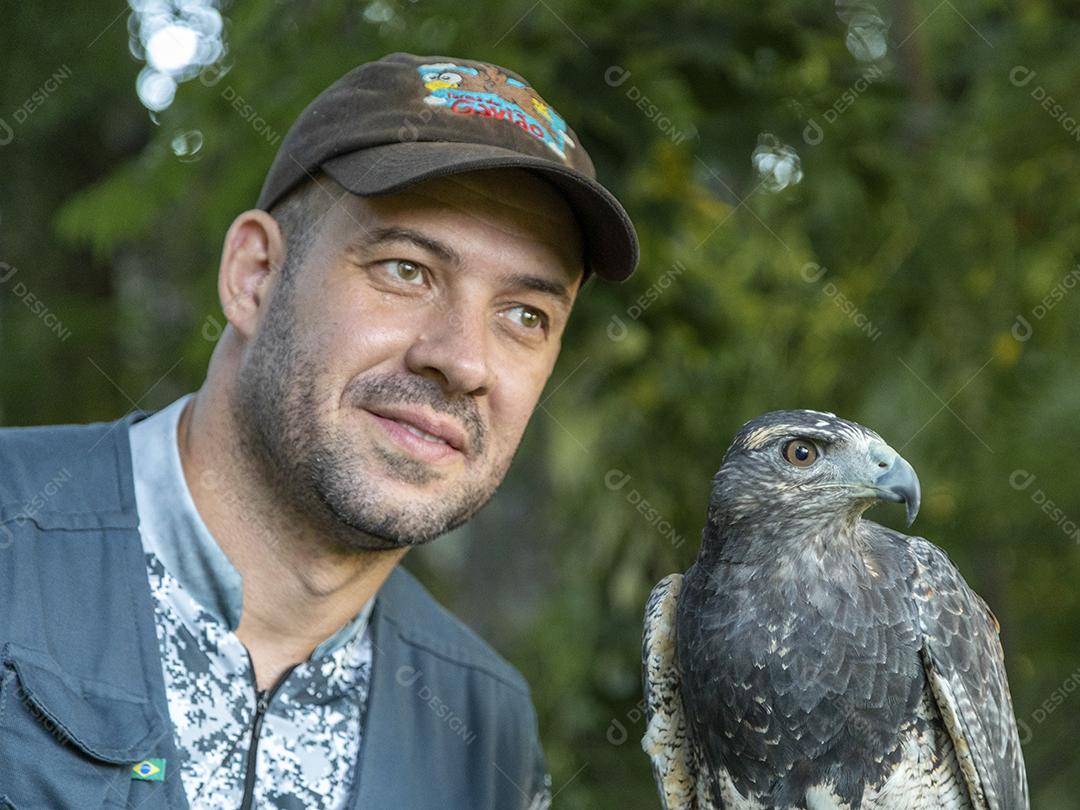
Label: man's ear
xmin=218 ymin=209 xmax=287 ymax=339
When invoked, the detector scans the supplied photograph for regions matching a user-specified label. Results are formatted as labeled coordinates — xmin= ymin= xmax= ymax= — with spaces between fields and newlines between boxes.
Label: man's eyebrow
xmin=500 ymin=273 xmax=574 ymax=308
xmin=347 ymin=226 xmax=462 ymax=267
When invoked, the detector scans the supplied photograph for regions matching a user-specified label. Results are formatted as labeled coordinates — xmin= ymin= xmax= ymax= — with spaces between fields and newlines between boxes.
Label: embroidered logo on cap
xmin=131 ymin=758 xmax=167 ymax=781
xmin=416 ymin=63 xmax=576 ymax=160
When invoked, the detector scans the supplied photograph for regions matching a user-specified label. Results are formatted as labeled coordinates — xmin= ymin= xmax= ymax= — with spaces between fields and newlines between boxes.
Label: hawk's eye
xmin=783 ymin=439 xmax=819 ymax=467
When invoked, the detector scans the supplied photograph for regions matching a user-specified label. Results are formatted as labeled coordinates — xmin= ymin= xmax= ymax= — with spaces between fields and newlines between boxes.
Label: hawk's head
xmin=707 ymin=410 xmax=921 ymax=535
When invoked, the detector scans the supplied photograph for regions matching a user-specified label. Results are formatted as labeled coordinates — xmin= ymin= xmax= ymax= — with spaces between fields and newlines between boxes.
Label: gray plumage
xmin=642 ymin=410 xmax=1028 ymax=809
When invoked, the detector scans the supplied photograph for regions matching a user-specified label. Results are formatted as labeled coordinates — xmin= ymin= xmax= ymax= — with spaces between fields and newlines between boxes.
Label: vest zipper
xmin=238 ymin=662 xmax=299 ymax=810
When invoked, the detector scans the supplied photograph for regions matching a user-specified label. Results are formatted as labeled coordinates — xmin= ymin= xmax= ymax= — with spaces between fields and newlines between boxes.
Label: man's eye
xmin=507 ymin=305 xmax=546 ymax=331
xmin=382 ymin=260 xmax=425 ymax=285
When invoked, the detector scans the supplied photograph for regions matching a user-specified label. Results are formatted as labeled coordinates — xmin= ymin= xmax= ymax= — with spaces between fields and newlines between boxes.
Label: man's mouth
xmin=393 ymin=419 xmax=449 ymax=445
xmin=363 ymin=406 xmax=470 ymax=462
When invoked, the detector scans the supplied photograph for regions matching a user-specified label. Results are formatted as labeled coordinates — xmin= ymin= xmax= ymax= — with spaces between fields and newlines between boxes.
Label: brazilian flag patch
xmin=131 ymin=758 xmax=166 ymax=781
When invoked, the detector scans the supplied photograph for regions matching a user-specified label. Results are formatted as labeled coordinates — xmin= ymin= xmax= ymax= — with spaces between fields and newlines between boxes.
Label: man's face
xmin=232 ymin=168 xmax=584 ymax=550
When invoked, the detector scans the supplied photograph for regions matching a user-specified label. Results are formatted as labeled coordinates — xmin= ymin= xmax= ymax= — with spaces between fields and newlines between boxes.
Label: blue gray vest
xmin=0 ymin=411 xmax=546 ymax=809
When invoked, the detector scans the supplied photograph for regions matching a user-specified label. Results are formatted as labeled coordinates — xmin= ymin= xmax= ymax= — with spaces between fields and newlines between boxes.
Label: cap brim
xmin=319 ymin=141 xmax=638 ymax=282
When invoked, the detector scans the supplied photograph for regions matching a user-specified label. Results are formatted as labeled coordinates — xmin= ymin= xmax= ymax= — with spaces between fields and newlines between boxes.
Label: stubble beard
xmin=229 ymin=275 xmax=511 ymax=552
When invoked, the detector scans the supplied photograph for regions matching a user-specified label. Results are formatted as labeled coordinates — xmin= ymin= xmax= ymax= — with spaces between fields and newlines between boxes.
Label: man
xmin=0 ymin=53 xmax=637 ymax=809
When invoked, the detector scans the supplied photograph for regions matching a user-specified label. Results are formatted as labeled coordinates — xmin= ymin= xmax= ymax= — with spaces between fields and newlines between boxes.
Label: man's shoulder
xmin=377 ymin=565 xmax=533 ymax=699
xmin=0 ymin=412 xmax=143 ymax=519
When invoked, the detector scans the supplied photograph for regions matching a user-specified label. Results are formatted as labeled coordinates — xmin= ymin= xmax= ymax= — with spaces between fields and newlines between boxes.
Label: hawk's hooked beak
xmin=873 ymin=453 xmax=921 ymax=527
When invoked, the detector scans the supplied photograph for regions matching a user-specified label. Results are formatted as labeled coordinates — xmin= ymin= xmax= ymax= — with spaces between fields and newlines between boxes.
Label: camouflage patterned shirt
xmin=130 ymin=394 xmax=373 ymax=809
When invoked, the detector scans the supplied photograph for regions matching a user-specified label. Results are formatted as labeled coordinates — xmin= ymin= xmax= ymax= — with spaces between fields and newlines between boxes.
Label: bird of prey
xmin=642 ymin=410 xmax=1028 ymax=809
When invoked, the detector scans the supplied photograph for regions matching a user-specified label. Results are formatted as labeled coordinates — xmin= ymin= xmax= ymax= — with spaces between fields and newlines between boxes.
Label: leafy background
xmin=2 ymin=0 xmax=1079 ymax=806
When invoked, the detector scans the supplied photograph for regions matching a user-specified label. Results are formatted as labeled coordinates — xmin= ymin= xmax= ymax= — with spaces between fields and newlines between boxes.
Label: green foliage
xmin=3 ymin=0 xmax=1080 ymax=806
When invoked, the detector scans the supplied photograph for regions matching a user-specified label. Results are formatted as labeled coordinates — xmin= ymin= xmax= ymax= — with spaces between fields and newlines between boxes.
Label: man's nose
xmin=403 ymin=302 xmax=495 ymax=397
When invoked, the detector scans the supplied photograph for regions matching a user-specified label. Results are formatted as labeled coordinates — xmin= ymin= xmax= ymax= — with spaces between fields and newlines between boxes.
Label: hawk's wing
xmin=642 ymin=573 xmax=717 ymax=810
xmin=909 ymin=537 xmax=1029 ymax=810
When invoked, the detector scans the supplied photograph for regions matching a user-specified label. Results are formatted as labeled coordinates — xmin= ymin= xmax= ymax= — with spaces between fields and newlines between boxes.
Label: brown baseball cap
xmin=256 ymin=52 xmax=638 ymax=281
